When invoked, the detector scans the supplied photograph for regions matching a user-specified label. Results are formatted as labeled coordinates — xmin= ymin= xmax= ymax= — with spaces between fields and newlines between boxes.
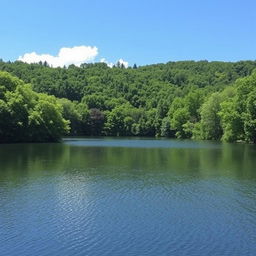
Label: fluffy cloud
xmin=100 ymin=58 xmax=129 ymax=68
xmin=117 ymin=58 xmax=129 ymax=68
xmin=18 ymin=45 xmax=98 ymax=67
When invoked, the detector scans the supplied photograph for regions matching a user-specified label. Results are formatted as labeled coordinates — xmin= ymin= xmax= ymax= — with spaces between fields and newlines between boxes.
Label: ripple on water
xmin=1 ymin=140 xmax=256 ymax=256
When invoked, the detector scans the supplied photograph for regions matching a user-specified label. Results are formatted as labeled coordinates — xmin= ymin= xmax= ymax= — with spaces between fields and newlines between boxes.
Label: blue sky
xmin=1 ymin=0 xmax=256 ymax=66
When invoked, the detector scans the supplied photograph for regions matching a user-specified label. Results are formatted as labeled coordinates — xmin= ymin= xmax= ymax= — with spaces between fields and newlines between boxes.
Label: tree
xmin=219 ymin=100 xmax=243 ymax=142
xmin=243 ymin=92 xmax=256 ymax=142
xmin=58 ymin=98 xmax=81 ymax=135
xmin=88 ymin=108 xmax=105 ymax=135
xmin=200 ymin=93 xmax=223 ymax=140
xmin=0 ymin=72 xmax=69 ymax=142
xmin=170 ymin=108 xmax=190 ymax=138
xmin=1 ymin=60 xmax=256 ymax=142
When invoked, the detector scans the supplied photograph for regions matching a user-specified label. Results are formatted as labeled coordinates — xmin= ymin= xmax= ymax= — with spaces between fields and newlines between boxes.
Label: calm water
xmin=0 ymin=138 xmax=256 ymax=256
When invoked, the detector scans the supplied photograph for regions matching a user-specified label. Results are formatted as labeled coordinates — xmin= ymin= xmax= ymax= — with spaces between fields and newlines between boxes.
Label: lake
xmin=0 ymin=138 xmax=256 ymax=256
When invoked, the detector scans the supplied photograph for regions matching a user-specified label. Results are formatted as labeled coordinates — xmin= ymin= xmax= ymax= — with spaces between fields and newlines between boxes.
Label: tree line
xmin=0 ymin=59 xmax=256 ymax=143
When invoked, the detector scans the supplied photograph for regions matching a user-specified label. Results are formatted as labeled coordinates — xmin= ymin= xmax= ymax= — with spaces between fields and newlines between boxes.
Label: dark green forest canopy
xmin=0 ymin=59 xmax=256 ymax=142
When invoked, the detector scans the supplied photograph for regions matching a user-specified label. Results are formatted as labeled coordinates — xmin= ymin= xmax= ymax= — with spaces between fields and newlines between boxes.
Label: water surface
xmin=0 ymin=138 xmax=256 ymax=256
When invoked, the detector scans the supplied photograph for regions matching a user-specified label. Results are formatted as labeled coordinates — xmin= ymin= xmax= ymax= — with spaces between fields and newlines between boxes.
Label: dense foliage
xmin=0 ymin=71 xmax=69 ymax=142
xmin=1 ymin=59 xmax=256 ymax=143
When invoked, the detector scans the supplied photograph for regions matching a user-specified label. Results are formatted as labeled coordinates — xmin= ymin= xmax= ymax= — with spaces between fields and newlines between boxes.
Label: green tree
xmin=0 ymin=72 xmax=69 ymax=142
xmin=200 ymin=93 xmax=223 ymax=140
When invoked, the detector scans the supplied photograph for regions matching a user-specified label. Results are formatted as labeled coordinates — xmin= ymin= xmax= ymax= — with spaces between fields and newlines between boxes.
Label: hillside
xmin=1 ymin=60 xmax=256 ymax=142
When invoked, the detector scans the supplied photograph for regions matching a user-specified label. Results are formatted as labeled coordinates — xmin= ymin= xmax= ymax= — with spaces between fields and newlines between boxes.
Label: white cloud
xmin=117 ymin=58 xmax=128 ymax=68
xmin=18 ymin=45 xmax=98 ymax=67
xmin=18 ymin=46 xmax=129 ymax=68
xmin=100 ymin=58 xmax=129 ymax=68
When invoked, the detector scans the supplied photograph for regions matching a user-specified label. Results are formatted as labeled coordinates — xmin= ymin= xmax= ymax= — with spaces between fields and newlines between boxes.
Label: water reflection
xmin=0 ymin=138 xmax=256 ymax=256
xmin=0 ymin=139 xmax=256 ymax=183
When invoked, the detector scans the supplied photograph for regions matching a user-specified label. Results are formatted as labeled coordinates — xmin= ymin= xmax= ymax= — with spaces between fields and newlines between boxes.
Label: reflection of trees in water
xmin=0 ymin=143 xmax=70 ymax=182
xmin=0 ymin=141 xmax=256 ymax=185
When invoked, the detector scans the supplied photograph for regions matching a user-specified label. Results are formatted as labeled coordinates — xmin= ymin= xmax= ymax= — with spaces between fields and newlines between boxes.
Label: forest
xmin=0 ymin=59 xmax=256 ymax=143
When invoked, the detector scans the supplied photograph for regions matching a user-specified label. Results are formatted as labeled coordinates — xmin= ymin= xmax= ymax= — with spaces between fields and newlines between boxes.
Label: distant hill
xmin=1 ymin=60 xmax=256 ymax=142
